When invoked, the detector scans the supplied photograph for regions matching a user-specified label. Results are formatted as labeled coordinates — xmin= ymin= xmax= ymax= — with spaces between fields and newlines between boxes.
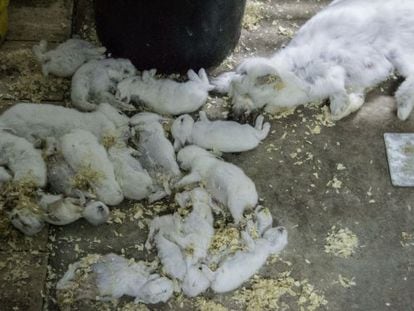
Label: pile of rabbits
xmin=0 ymin=34 xmax=291 ymax=305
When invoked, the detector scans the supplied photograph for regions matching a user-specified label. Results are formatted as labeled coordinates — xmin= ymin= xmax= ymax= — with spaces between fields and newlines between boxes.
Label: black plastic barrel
xmin=94 ymin=0 xmax=246 ymax=73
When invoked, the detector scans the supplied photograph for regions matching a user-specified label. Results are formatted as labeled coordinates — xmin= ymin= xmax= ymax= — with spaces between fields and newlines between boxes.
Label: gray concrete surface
xmin=1 ymin=0 xmax=414 ymax=310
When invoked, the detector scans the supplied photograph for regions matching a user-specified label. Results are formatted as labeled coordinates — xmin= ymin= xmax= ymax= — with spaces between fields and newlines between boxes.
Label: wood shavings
xmin=233 ymin=273 xmax=327 ymax=311
xmin=0 ymin=179 xmax=40 ymax=214
xmin=108 ymin=208 xmax=127 ymax=224
xmin=209 ymin=227 xmax=243 ymax=255
xmin=336 ymin=163 xmax=346 ymax=171
xmin=117 ymin=303 xmax=150 ymax=311
xmin=71 ymin=165 xmax=104 ymax=192
xmin=195 ymin=298 xmax=228 ymax=311
xmin=57 ymin=254 xmax=102 ymax=308
xmin=324 ymin=226 xmax=359 ymax=258
xmin=243 ymin=0 xmax=266 ymax=31
xmin=337 ymin=274 xmax=356 ymax=288
xmin=401 ymin=232 xmax=414 ymax=247
xmin=0 ymin=48 xmax=70 ymax=101
xmin=327 ymin=176 xmax=342 ymax=192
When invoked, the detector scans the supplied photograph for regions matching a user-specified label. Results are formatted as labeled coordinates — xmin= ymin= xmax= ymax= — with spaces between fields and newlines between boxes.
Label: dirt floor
xmin=1 ymin=0 xmax=414 ymax=310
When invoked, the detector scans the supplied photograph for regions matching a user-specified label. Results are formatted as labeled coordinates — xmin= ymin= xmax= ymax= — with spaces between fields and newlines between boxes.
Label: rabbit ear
xmin=187 ymin=69 xmax=199 ymax=82
xmin=237 ymin=57 xmax=279 ymax=80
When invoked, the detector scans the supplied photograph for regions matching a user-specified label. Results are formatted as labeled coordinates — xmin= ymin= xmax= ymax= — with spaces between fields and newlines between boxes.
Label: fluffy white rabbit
xmin=130 ymin=112 xmax=181 ymax=202
xmin=202 ymin=226 xmax=288 ymax=293
xmin=38 ymin=192 xmax=109 ymax=226
xmin=57 ymin=253 xmax=173 ymax=304
xmin=176 ymin=146 xmax=258 ymax=223
xmin=0 ymin=103 xmax=130 ymax=144
xmin=116 ymin=68 xmax=214 ymax=115
xmin=0 ymin=130 xmax=46 ymax=187
xmin=171 ymin=111 xmax=270 ymax=152
xmin=60 ymin=129 xmax=124 ymax=206
xmin=108 ymin=145 xmax=154 ymax=201
xmin=32 ymin=38 xmax=106 ymax=77
xmin=214 ymin=0 xmax=414 ymax=121
xmin=71 ymin=58 xmax=136 ymax=111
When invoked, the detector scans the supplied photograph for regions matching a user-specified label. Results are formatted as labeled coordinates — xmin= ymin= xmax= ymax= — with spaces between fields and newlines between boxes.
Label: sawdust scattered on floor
xmin=324 ymin=226 xmax=359 ymax=258
xmin=0 ymin=48 xmax=70 ymax=102
xmin=233 ymin=272 xmax=328 ymax=311
xmin=243 ymin=0 xmax=266 ymax=31
xmin=195 ymin=298 xmax=229 ymax=311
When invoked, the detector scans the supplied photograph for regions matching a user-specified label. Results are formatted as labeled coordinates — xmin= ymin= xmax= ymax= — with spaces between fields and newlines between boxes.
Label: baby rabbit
xmin=57 ymin=253 xmax=173 ymax=304
xmin=202 ymin=226 xmax=288 ymax=293
xmin=172 ymin=111 xmax=270 ymax=152
xmin=214 ymin=0 xmax=414 ymax=121
xmin=116 ymin=68 xmax=214 ymax=115
xmin=38 ymin=192 xmax=109 ymax=226
xmin=32 ymin=38 xmax=106 ymax=77
xmin=108 ymin=145 xmax=154 ymax=201
xmin=0 ymin=130 xmax=46 ymax=187
xmin=0 ymin=103 xmax=130 ymax=145
xmin=71 ymin=58 xmax=137 ymax=111
xmin=60 ymin=129 xmax=124 ymax=206
xmin=130 ymin=112 xmax=181 ymax=202
xmin=176 ymin=146 xmax=258 ymax=223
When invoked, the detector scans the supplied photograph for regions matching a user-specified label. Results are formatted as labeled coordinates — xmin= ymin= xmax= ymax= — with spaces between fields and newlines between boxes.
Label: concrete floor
xmin=1 ymin=0 xmax=414 ymax=310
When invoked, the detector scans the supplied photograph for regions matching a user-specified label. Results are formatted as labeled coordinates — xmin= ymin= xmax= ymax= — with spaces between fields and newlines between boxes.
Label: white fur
xmin=39 ymin=193 xmax=109 ymax=226
xmin=58 ymin=253 xmax=173 ymax=304
xmin=117 ymin=69 xmax=214 ymax=115
xmin=203 ymin=226 xmax=288 ymax=293
xmin=176 ymin=146 xmax=258 ymax=223
xmin=108 ymin=145 xmax=154 ymax=200
xmin=71 ymin=58 xmax=137 ymax=111
xmin=32 ymin=39 xmax=106 ymax=77
xmin=8 ymin=208 xmax=45 ymax=236
xmin=0 ymin=103 xmax=130 ymax=144
xmin=172 ymin=111 xmax=270 ymax=152
xmin=130 ymin=112 xmax=181 ymax=202
xmin=0 ymin=167 xmax=12 ymax=184
xmin=60 ymin=129 xmax=124 ymax=206
xmin=146 ymin=187 xmax=215 ymax=296
xmin=0 ymin=131 xmax=46 ymax=187
xmin=219 ymin=0 xmax=414 ymax=120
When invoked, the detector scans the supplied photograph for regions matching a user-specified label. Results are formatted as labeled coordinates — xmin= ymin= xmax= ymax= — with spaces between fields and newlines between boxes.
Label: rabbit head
xmin=116 ymin=77 xmax=138 ymax=103
xmin=262 ymin=226 xmax=288 ymax=254
xmin=171 ymin=114 xmax=194 ymax=151
xmin=230 ymin=57 xmax=287 ymax=116
xmin=137 ymin=275 xmax=173 ymax=304
xmin=82 ymin=200 xmax=110 ymax=225
xmin=8 ymin=208 xmax=45 ymax=236
xmin=177 ymin=145 xmax=212 ymax=170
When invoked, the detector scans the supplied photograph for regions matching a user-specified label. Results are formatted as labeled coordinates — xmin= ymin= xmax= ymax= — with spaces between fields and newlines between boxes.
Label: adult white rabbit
xmin=214 ymin=0 xmax=414 ymax=121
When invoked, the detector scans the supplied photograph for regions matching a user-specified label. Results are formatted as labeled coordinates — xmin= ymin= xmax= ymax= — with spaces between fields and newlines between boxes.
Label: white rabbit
xmin=108 ymin=145 xmax=154 ymax=201
xmin=60 ymin=129 xmax=124 ymax=206
xmin=214 ymin=0 xmax=414 ymax=121
xmin=32 ymin=39 xmax=106 ymax=77
xmin=38 ymin=192 xmax=109 ymax=226
xmin=0 ymin=167 xmax=12 ymax=184
xmin=58 ymin=253 xmax=173 ymax=304
xmin=0 ymin=103 xmax=130 ymax=145
xmin=176 ymin=146 xmax=258 ymax=223
xmin=71 ymin=58 xmax=137 ymax=111
xmin=116 ymin=68 xmax=214 ymax=115
xmin=130 ymin=112 xmax=181 ymax=202
xmin=8 ymin=208 xmax=45 ymax=236
xmin=202 ymin=226 xmax=288 ymax=293
xmin=0 ymin=130 xmax=46 ymax=187
xmin=171 ymin=111 xmax=270 ymax=152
